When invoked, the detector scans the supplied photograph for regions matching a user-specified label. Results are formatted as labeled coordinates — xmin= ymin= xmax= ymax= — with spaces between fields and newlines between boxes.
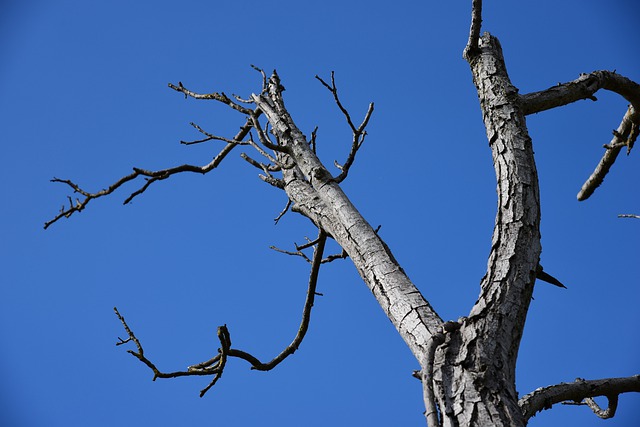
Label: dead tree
xmin=46 ymin=1 xmax=639 ymax=426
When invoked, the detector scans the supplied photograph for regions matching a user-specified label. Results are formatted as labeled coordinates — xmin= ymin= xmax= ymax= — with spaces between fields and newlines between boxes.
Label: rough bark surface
xmin=46 ymin=3 xmax=640 ymax=425
xmin=431 ymin=33 xmax=540 ymax=427
xmin=252 ymin=76 xmax=444 ymax=363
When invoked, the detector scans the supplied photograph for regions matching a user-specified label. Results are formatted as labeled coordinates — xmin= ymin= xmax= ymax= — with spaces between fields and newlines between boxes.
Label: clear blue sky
xmin=1 ymin=1 xmax=638 ymax=426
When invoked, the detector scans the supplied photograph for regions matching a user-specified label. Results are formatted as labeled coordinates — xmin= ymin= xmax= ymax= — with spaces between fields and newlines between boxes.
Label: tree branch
xmin=462 ymin=0 xmax=483 ymax=60
xmin=168 ymin=81 xmax=253 ymax=115
xmin=315 ymin=72 xmax=374 ymax=183
xmin=577 ymin=105 xmax=638 ymax=201
xmin=253 ymin=71 xmax=444 ymax=361
xmin=519 ymin=376 xmax=640 ymax=421
xmin=517 ymin=71 xmax=640 ymax=200
xmin=45 ymin=109 xmax=262 ymax=229
xmin=520 ymin=71 xmax=640 ymax=116
xmin=180 ymin=122 xmax=250 ymax=146
xmin=114 ymin=231 xmax=327 ymax=396
xmin=618 ymin=214 xmax=640 ymax=219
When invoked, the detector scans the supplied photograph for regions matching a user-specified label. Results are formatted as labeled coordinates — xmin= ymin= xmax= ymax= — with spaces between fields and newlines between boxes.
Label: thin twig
xmin=181 ymin=122 xmax=250 ymax=146
xmin=274 ymin=199 xmax=291 ymax=224
xmin=270 ymin=245 xmax=311 ymax=263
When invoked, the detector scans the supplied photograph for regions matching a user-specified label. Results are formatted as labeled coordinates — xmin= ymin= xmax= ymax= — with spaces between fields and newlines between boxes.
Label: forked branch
xmin=45 ymin=108 xmax=261 ymax=229
xmin=114 ymin=231 xmax=327 ymax=397
xmin=315 ymin=72 xmax=374 ymax=183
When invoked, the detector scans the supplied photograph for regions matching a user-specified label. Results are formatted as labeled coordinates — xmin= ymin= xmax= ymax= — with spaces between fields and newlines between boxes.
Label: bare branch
xmin=519 ymin=376 xmax=640 ymax=421
xmin=168 ymin=82 xmax=253 ymax=115
xmin=250 ymin=231 xmax=327 ymax=370
xmin=316 ymin=72 xmax=358 ymax=132
xmin=564 ymin=394 xmax=619 ymax=419
xmin=577 ymin=105 xmax=638 ymax=201
xmin=181 ymin=122 xmax=250 ymax=146
xmin=250 ymin=64 xmax=268 ymax=94
xmin=274 ymin=198 xmax=291 ymax=224
xmin=270 ymin=245 xmax=311 ymax=263
xmin=310 ymin=126 xmax=318 ymax=154
xmin=114 ymin=233 xmax=327 ymax=396
xmin=248 ymin=112 xmax=291 ymax=154
xmin=422 ymin=331 xmax=446 ymax=427
xmin=462 ymin=0 xmax=483 ymax=60
xmin=321 ymin=249 xmax=348 ymax=264
xmin=520 ymin=71 xmax=640 ymax=115
xmin=115 ymin=307 xmax=222 ymax=382
xmin=315 ymin=72 xmax=374 ymax=183
xmin=45 ymin=111 xmax=260 ymax=229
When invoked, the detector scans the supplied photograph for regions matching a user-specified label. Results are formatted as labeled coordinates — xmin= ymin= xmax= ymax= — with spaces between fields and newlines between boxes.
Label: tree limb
xmin=45 ymin=112 xmax=260 ymax=229
xmin=577 ymin=105 xmax=638 ymax=200
xmin=114 ymin=231 xmax=327 ymax=396
xmin=253 ymin=71 xmax=444 ymax=360
xmin=168 ymin=81 xmax=253 ymax=115
xmin=519 ymin=375 xmax=640 ymax=421
xmin=520 ymin=71 xmax=640 ymax=116
xmin=315 ymin=72 xmax=374 ymax=183
xmin=518 ymin=71 xmax=640 ymax=200
xmin=462 ymin=0 xmax=483 ymax=60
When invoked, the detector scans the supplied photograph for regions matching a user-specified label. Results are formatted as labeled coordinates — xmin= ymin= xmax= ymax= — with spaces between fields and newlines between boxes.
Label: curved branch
xmin=519 ymin=71 xmax=640 ymax=201
xmin=114 ymin=231 xmax=327 ymax=396
xmin=519 ymin=375 xmax=640 ymax=421
xmin=520 ymin=71 xmax=640 ymax=115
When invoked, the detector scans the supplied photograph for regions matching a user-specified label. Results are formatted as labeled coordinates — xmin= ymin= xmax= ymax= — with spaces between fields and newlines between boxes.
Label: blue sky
xmin=1 ymin=1 xmax=638 ymax=426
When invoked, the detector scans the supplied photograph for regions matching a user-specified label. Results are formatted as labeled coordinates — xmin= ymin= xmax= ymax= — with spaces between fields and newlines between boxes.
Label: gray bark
xmin=46 ymin=5 xmax=640 ymax=424
xmin=251 ymin=76 xmax=444 ymax=363
xmin=430 ymin=33 xmax=539 ymax=427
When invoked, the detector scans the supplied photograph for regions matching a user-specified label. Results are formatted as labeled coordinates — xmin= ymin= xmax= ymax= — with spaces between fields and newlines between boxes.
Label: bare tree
xmin=45 ymin=2 xmax=639 ymax=426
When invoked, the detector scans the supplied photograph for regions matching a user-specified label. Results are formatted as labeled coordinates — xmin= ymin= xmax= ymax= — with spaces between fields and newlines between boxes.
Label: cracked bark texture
xmin=431 ymin=33 xmax=540 ymax=427
xmin=251 ymin=75 xmax=444 ymax=366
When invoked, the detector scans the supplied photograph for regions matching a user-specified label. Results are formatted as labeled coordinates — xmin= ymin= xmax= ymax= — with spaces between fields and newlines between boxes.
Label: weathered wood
xmin=252 ymin=73 xmax=444 ymax=366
